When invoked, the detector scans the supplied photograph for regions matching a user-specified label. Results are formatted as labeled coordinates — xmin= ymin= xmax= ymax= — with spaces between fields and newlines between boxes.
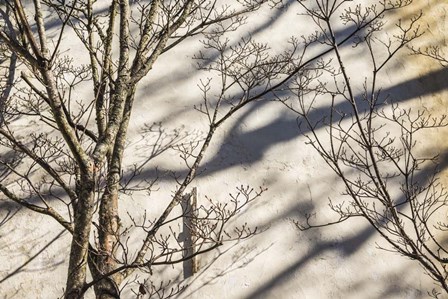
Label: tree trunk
xmin=94 ymin=91 xmax=135 ymax=298
xmin=95 ymin=188 xmax=121 ymax=299
xmin=66 ymin=174 xmax=95 ymax=299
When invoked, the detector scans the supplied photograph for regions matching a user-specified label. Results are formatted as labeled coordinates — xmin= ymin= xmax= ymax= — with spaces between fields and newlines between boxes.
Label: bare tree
xmin=0 ymin=1 xmax=271 ymax=298
xmin=283 ymin=0 xmax=448 ymax=297
xmin=0 ymin=0 xmax=433 ymax=298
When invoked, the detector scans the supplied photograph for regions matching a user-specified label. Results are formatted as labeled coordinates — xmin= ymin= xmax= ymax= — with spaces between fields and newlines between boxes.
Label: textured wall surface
xmin=1 ymin=1 xmax=448 ymax=298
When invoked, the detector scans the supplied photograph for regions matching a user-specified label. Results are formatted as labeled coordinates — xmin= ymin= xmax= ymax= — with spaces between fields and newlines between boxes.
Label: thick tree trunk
xmin=98 ymin=183 xmax=120 ymax=272
xmin=66 ymin=174 xmax=95 ymax=299
xmin=95 ymin=188 xmax=121 ymax=299
xmin=94 ymin=91 xmax=135 ymax=298
xmin=94 ymin=277 xmax=120 ymax=299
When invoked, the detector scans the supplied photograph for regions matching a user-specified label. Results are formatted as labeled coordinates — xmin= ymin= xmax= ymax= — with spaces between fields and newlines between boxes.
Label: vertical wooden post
xmin=182 ymin=187 xmax=199 ymax=278
xmin=190 ymin=187 xmax=199 ymax=274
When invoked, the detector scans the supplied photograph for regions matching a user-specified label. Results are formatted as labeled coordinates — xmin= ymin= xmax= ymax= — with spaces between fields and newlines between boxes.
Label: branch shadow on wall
xmin=1 ymin=1 xmax=447 ymax=297
xmin=240 ymin=144 xmax=448 ymax=298
xmin=170 ymin=65 xmax=448 ymax=298
xmin=0 ymin=229 xmax=67 ymax=285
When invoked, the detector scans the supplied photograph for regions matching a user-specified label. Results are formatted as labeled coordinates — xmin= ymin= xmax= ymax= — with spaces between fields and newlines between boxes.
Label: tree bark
xmin=95 ymin=89 xmax=135 ymax=298
xmin=66 ymin=172 xmax=95 ymax=299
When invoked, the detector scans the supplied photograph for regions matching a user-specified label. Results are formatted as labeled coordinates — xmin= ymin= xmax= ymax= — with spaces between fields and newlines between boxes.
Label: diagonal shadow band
xmin=0 ymin=229 xmax=66 ymax=285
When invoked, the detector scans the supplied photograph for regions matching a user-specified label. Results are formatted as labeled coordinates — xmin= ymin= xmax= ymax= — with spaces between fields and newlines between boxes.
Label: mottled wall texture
xmin=1 ymin=1 xmax=448 ymax=298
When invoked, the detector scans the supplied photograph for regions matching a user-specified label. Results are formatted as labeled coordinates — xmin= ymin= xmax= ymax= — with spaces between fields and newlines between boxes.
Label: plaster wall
xmin=1 ymin=1 xmax=448 ymax=298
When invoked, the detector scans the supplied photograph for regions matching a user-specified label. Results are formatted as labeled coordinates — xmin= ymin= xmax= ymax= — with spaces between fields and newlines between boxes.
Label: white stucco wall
xmin=1 ymin=1 xmax=448 ymax=298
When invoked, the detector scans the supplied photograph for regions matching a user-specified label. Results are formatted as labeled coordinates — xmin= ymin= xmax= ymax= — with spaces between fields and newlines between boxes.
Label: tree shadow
xmin=122 ymin=64 xmax=448 ymax=189
xmin=179 ymin=241 xmax=274 ymax=298
xmin=0 ymin=229 xmax=67 ymax=284
xmin=1 ymin=1 xmax=448 ymax=298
